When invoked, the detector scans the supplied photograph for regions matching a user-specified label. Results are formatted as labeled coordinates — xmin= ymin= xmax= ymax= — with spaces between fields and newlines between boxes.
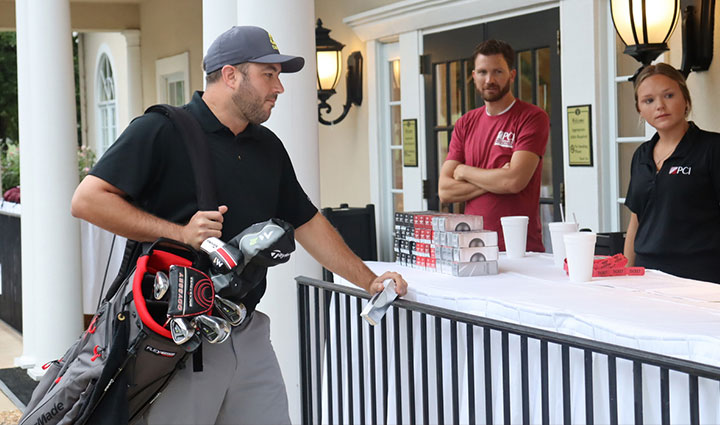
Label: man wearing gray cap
xmin=72 ymin=26 xmax=407 ymax=424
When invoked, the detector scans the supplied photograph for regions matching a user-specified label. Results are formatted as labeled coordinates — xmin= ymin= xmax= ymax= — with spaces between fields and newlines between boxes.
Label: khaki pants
xmin=135 ymin=311 xmax=290 ymax=425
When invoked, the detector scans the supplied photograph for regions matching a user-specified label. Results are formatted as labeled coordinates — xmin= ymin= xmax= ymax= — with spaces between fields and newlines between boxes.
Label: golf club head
xmin=153 ymin=271 xmax=169 ymax=300
xmin=167 ymin=265 xmax=215 ymax=318
xmin=214 ymin=295 xmax=247 ymax=326
xmin=201 ymin=237 xmax=243 ymax=275
xmin=194 ymin=315 xmax=231 ymax=344
xmin=169 ymin=318 xmax=195 ymax=345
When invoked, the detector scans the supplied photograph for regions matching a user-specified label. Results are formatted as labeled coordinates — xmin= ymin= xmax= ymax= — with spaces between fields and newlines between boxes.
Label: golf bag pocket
xmin=19 ymin=239 xmax=201 ymax=425
xmin=57 ymin=378 xmax=97 ymax=424
xmin=23 ymin=359 xmax=60 ymax=415
xmin=19 ymin=305 xmax=113 ymax=425
xmin=125 ymin=331 xmax=186 ymax=416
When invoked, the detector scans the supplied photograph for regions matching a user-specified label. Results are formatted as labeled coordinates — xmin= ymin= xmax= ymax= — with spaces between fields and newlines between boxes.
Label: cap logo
xmin=268 ymin=33 xmax=279 ymax=51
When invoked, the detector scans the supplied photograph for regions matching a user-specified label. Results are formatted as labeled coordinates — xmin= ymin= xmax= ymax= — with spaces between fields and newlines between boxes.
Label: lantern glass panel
xmin=611 ymin=0 xmax=679 ymax=46
xmin=317 ymin=50 xmax=342 ymax=90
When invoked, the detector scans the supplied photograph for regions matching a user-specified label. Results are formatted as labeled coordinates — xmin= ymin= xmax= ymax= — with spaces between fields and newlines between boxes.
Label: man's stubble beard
xmin=231 ymin=79 xmax=274 ymax=125
xmin=480 ymin=78 xmax=511 ymax=103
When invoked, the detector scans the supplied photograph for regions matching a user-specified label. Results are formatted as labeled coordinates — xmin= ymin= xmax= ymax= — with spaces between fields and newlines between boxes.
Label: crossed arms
xmin=438 ymin=150 xmax=541 ymax=203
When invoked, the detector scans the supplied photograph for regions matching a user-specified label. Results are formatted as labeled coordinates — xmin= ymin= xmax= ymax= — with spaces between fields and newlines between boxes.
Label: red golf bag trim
xmin=133 ymin=251 xmax=192 ymax=339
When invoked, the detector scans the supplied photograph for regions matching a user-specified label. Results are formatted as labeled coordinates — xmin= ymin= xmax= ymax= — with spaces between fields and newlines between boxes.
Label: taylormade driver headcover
xmin=167 ymin=265 xmax=215 ymax=318
xmin=227 ymin=218 xmax=295 ymax=267
xmin=221 ymin=218 xmax=296 ymax=299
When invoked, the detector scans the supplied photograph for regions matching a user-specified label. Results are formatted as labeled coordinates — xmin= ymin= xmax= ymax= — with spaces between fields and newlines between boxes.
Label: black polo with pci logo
xmin=625 ymin=122 xmax=720 ymax=283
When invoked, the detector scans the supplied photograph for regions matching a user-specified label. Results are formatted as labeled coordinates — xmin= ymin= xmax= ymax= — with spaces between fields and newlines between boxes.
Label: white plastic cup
xmin=548 ymin=222 xmax=579 ymax=266
xmin=500 ymin=216 xmax=529 ymax=259
xmin=563 ymin=232 xmax=597 ymax=282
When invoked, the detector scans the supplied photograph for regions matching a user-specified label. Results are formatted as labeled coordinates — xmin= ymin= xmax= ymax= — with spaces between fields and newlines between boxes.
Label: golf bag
xmin=19 ymin=239 xmax=206 ymax=425
xmin=19 ymin=104 xmax=299 ymax=424
xmin=20 ymin=104 xmax=218 ymax=425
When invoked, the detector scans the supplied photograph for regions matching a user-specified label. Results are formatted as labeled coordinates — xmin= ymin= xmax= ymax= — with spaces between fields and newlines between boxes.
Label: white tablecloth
xmin=329 ymin=254 xmax=720 ymax=424
xmin=348 ymin=253 xmax=720 ymax=367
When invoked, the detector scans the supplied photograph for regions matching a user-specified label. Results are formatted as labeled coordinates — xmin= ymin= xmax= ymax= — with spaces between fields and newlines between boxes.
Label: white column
xmin=17 ymin=0 xmax=84 ymax=377
xmin=14 ymin=0 xmax=37 ymax=370
xmin=123 ymin=30 xmax=143 ymax=119
xmin=202 ymin=0 xmax=237 ymax=61
xmin=560 ymin=0 xmax=610 ymax=232
xmin=400 ymin=31 xmax=424 ymax=212
xmin=202 ymin=2 xmax=319 ymax=422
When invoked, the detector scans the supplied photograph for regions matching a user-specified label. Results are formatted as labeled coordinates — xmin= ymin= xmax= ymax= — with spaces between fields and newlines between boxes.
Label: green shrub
xmin=1 ymin=143 xmax=19 ymax=190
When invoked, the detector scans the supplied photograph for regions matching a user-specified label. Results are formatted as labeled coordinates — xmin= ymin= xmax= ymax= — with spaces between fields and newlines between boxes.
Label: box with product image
xmin=438 ymin=230 xmax=499 ymax=276
xmin=449 ymin=246 xmax=499 ymax=262
xmin=444 ymin=230 xmax=498 ymax=248
xmin=431 ymin=214 xmax=484 ymax=232
xmin=395 ymin=212 xmax=499 ymax=276
xmin=438 ymin=259 xmax=499 ymax=276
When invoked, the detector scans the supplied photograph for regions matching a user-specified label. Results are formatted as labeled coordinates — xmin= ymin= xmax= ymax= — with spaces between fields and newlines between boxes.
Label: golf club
xmin=169 ymin=317 xmax=195 ymax=345
xmin=201 ymin=237 xmax=242 ymax=275
xmin=167 ymin=265 xmax=215 ymax=317
xmin=214 ymin=295 xmax=247 ymax=326
xmin=194 ymin=314 xmax=231 ymax=344
xmin=153 ymin=271 xmax=169 ymax=300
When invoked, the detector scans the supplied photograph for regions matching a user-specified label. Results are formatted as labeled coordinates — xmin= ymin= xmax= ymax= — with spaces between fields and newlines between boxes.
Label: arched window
xmin=96 ymin=53 xmax=117 ymax=154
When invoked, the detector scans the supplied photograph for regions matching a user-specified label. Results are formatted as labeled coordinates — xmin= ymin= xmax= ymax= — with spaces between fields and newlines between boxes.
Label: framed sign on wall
xmin=567 ymin=105 xmax=593 ymax=167
xmin=402 ymin=119 xmax=418 ymax=167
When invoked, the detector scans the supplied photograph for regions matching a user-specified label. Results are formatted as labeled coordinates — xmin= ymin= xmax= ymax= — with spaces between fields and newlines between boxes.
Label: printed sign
xmin=567 ymin=105 xmax=593 ymax=166
xmin=402 ymin=119 xmax=418 ymax=167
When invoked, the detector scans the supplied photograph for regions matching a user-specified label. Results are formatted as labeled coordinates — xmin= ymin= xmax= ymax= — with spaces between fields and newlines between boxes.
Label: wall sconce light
xmin=610 ymin=0 xmax=715 ymax=77
xmin=315 ymin=19 xmax=363 ymax=126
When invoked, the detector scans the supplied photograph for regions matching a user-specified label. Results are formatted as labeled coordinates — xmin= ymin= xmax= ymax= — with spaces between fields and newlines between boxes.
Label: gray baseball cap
xmin=203 ymin=26 xmax=305 ymax=74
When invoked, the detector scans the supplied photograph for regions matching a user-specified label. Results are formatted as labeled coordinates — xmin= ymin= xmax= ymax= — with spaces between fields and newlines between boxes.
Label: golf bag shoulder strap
xmin=145 ymin=104 xmax=218 ymax=211
xmin=104 ymin=239 xmax=143 ymax=301
xmin=106 ymin=104 xmax=218 ymax=301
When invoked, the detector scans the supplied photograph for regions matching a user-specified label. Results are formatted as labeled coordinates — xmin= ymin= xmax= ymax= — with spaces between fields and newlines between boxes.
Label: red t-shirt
xmin=446 ymin=100 xmax=549 ymax=252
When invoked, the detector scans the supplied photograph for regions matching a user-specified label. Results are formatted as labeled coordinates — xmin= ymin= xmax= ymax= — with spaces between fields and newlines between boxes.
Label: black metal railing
xmin=0 ymin=209 xmax=22 ymax=332
xmin=297 ymin=276 xmax=720 ymax=425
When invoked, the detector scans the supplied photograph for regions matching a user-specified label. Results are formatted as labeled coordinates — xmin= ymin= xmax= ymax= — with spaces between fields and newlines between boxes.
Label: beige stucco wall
xmin=82 ymin=32 xmax=129 ymax=156
xmin=139 ymin=0 xmax=203 ymax=108
xmin=314 ymin=0 xmax=388 ymax=209
xmin=0 ymin=1 xmax=140 ymax=31
xmin=71 ymin=3 xmax=140 ymax=31
xmin=0 ymin=2 xmax=14 ymax=31
xmin=666 ymin=6 xmax=720 ymax=133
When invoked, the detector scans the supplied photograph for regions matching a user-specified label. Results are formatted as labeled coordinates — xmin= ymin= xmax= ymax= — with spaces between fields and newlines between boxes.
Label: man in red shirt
xmin=439 ymin=39 xmax=549 ymax=252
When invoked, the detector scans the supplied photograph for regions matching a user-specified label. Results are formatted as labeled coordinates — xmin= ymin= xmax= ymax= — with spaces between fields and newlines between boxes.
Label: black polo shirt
xmin=625 ymin=122 xmax=720 ymax=282
xmin=91 ymin=91 xmax=318 ymax=310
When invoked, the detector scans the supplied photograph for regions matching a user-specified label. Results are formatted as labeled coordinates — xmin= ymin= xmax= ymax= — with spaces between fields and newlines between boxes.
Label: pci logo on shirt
xmin=493 ymin=130 xmax=515 ymax=148
xmin=669 ymin=166 xmax=692 ymax=175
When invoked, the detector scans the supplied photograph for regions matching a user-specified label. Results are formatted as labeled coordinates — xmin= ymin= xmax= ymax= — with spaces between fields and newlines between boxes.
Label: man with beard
xmin=71 ymin=26 xmax=407 ymax=424
xmin=438 ymin=39 xmax=549 ymax=252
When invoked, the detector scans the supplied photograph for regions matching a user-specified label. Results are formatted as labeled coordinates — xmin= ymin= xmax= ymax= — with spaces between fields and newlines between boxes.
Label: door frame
xmin=422 ymin=8 xmax=563 ymax=226
xmin=352 ymin=1 xmax=613 ymax=248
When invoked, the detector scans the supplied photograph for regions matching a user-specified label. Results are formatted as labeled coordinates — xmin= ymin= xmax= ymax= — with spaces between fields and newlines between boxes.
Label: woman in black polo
xmin=624 ymin=63 xmax=720 ymax=283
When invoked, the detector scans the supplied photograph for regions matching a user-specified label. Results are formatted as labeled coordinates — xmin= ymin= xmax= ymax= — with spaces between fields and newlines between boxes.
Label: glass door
xmin=423 ymin=8 xmax=562 ymax=249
